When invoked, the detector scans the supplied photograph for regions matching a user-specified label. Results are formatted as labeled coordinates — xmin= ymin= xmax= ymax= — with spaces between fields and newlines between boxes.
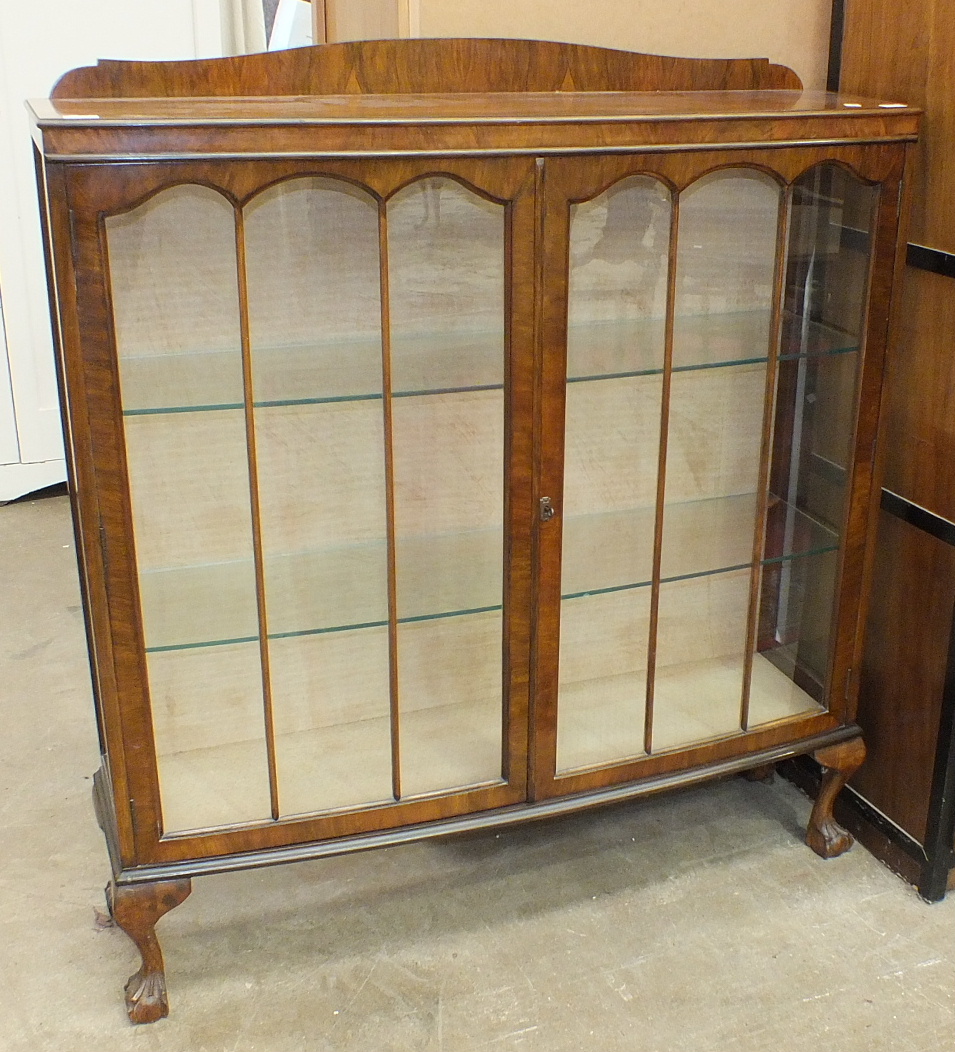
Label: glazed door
xmin=533 ymin=150 xmax=891 ymax=796
xmin=66 ymin=157 xmax=536 ymax=861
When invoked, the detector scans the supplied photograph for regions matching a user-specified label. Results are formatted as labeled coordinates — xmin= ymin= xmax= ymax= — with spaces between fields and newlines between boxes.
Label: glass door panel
xmin=750 ymin=164 xmax=878 ymax=722
xmin=265 ymin=629 xmax=393 ymax=815
xmin=652 ymin=569 xmax=751 ymax=751
xmin=649 ymin=169 xmax=780 ymax=751
xmin=387 ymin=177 xmax=506 ymax=796
xmin=565 ymin=176 xmax=671 ymax=380
xmin=246 ymin=177 xmax=384 ymax=404
xmin=671 ymin=170 xmax=780 ymax=369
xmin=109 ymin=163 xmax=527 ymax=832
xmin=244 ymin=177 xmax=393 ymax=816
xmin=109 ymin=185 xmax=247 ymax=414
xmin=145 ymin=643 xmax=271 ymax=832
xmin=545 ymin=155 xmax=881 ymax=789
xmin=557 ymin=177 xmax=670 ymax=772
xmin=107 ymin=185 xmax=272 ymax=832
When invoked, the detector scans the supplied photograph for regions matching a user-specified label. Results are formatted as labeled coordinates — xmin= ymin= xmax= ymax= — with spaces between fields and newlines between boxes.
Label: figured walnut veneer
xmin=29 ymin=38 xmax=917 ymax=1022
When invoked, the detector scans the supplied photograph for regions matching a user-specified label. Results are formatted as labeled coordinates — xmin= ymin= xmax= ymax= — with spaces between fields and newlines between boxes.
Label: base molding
xmin=105 ymin=726 xmax=861 ymax=887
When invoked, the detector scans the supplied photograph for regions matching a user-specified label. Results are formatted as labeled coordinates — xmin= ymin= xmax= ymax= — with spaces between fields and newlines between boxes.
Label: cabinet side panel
xmin=856 ymin=509 xmax=955 ymax=843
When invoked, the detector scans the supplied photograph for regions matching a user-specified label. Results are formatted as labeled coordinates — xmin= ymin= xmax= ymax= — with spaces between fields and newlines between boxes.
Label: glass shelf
xmin=136 ymin=490 xmax=835 ymax=654
xmin=560 ymin=493 xmax=838 ymax=602
xmin=566 ymin=316 xmax=666 ymax=381
xmin=778 ymin=310 xmax=859 ymax=361
xmin=139 ymin=526 xmax=504 ymax=652
xmin=115 ymin=309 xmax=861 ymax=417
xmin=565 ymin=309 xmax=859 ymax=388
xmin=118 ymin=329 xmax=504 ymax=416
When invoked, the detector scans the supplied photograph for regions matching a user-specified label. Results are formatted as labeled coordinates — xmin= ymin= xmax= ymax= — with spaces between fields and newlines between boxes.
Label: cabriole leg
xmin=806 ymin=737 xmax=866 ymax=859
xmin=107 ymin=878 xmax=192 ymax=1024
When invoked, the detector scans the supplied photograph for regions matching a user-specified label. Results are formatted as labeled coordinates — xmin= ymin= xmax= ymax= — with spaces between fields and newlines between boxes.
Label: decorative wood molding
xmin=52 ymin=38 xmax=801 ymax=100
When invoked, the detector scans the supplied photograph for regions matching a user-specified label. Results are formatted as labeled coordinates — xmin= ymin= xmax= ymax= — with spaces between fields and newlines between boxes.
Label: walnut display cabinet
xmin=29 ymin=39 xmax=917 ymax=1023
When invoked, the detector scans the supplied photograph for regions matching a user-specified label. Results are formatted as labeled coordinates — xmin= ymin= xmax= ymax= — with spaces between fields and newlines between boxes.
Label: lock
xmin=539 ymin=496 xmax=556 ymax=522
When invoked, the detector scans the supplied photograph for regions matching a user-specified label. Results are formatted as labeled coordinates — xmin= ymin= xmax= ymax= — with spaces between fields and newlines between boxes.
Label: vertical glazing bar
xmin=379 ymin=198 xmax=402 ymax=801
xmin=234 ymin=207 xmax=280 ymax=820
xmin=643 ymin=192 xmax=681 ymax=755
xmin=500 ymin=195 xmax=514 ymax=786
xmin=740 ymin=186 xmax=791 ymax=731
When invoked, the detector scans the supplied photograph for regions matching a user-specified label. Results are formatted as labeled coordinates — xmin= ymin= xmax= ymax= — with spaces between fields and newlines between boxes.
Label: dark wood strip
xmin=919 ymin=602 xmax=955 ymax=899
xmin=528 ymin=156 xmax=556 ymax=797
xmin=907 ymin=243 xmax=955 ymax=279
xmin=500 ymin=162 xmax=536 ymax=799
xmin=881 ymin=489 xmax=955 ymax=546
xmin=741 ymin=183 xmax=791 ymax=730
xmin=234 ymin=207 xmax=280 ymax=821
xmin=644 ymin=193 xmax=680 ymax=755
xmin=379 ymin=199 xmax=401 ymax=802
xmin=827 ymin=0 xmax=847 ymax=93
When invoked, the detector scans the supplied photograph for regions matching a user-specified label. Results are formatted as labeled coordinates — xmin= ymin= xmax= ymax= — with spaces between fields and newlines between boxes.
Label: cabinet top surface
xmin=29 ymin=90 xmax=917 ymax=127
xmin=28 ymin=89 xmax=918 ymax=163
xmin=28 ymin=40 xmax=918 ymax=160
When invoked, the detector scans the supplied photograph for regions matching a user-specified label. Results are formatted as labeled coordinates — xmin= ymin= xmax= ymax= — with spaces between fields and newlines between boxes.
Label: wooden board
xmin=841 ymin=0 xmax=955 ymax=252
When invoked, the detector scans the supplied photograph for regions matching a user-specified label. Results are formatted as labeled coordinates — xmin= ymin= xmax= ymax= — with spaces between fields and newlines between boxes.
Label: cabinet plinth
xmin=29 ymin=38 xmax=917 ymax=1022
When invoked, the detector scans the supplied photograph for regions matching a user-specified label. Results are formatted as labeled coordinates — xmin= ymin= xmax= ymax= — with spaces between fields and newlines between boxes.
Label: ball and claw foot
xmin=125 ymin=966 xmax=171 ymax=1024
xmin=107 ymin=878 xmax=192 ymax=1024
xmin=806 ymin=813 xmax=854 ymax=859
xmin=806 ymin=737 xmax=866 ymax=860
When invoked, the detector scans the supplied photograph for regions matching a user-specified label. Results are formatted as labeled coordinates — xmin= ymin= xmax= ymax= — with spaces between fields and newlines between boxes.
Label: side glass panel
xmin=750 ymin=164 xmax=877 ymax=722
xmin=243 ymin=178 xmax=393 ymax=816
xmin=387 ymin=177 xmax=506 ymax=795
xmin=652 ymin=169 xmax=780 ymax=751
xmin=557 ymin=176 xmax=670 ymax=772
xmin=107 ymin=185 xmax=272 ymax=831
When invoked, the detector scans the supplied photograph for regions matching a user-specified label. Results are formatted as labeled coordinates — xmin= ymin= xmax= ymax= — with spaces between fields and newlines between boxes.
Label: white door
xmin=0 ymin=0 xmax=224 ymax=502
xmin=319 ymin=0 xmax=416 ymax=42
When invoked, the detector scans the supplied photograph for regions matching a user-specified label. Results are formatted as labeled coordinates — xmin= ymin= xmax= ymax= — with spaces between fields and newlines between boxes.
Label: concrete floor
xmin=2 ymin=492 xmax=954 ymax=1052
